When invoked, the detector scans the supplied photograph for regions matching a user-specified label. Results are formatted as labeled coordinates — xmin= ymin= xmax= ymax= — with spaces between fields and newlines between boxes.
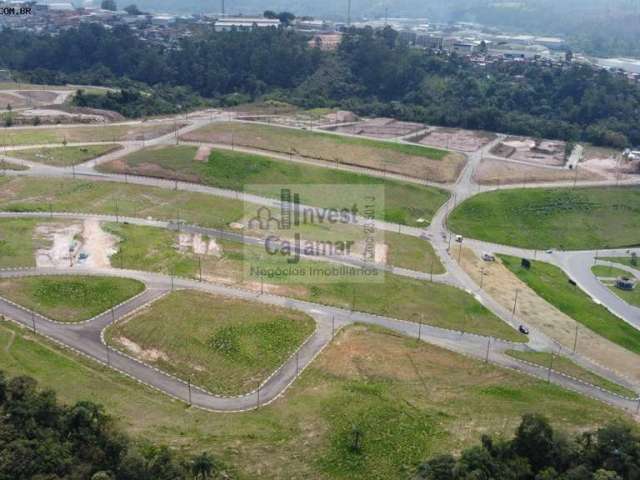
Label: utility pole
xmin=188 ymin=376 xmax=192 ymax=406
xmin=572 ymin=323 xmax=579 ymax=353
xmin=547 ymin=352 xmax=555 ymax=382
xmin=221 ymin=0 xmax=225 ymax=16
xmin=347 ymin=0 xmax=351 ymax=26
xmin=511 ymin=289 xmax=519 ymax=319
xmin=485 ymin=337 xmax=491 ymax=363
xmin=480 ymin=267 xmax=485 ymax=289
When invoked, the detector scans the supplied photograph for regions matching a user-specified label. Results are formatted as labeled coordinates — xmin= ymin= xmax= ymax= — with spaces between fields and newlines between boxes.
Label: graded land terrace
xmin=104 ymin=222 xmax=515 ymax=340
xmin=449 ymin=187 xmax=640 ymax=250
xmin=0 ymin=177 xmax=444 ymax=274
xmin=0 ymin=321 xmax=628 ymax=480
xmin=0 ymin=122 xmax=184 ymax=146
xmin=181 ymin=121 xmax=466 ymax=183
xmin=0 ymin=275 xmax=144 ymax=323
xmin=9 ymin=144 xmax=122 ymax=166
xmin=106 ymin=290 xmax=316 ymax=395
xmin=98 ymin=145 xmax=451 ymax=227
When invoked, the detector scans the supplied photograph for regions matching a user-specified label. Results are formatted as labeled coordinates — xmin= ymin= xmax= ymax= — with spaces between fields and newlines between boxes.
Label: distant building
xmin=309 ymin=32 xmax=343 ymax=51
xmin=214 ymin=17 xmax=280 ymax=31
xmin=416 ymin=34 xmax=443 ymax=50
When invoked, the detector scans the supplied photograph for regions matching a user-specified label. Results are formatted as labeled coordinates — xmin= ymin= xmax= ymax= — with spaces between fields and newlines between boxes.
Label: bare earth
xmin=458 ymin=247 xmax=640 ymax=386
xmin=34 ymin=219 xmax=117 ymax=268
xmin=413 ymin=127 xmax=496 ymax=152
xmin=474 ymin=158 xmax=605 ymax=185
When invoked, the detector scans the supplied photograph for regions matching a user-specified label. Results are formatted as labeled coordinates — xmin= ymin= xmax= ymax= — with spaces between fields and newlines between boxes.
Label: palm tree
xmin=191 ymin=452 xmax=215 ymax=479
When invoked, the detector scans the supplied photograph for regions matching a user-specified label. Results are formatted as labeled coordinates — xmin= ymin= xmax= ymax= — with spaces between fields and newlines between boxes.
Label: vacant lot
xmin=473 ymin=159 xmax=604 ymax=185
xmin=0 ymin=275 xmax=144 ymax=322
xmin=105 ymin=222 xmax=521 ymax=341
xmin=412 ymin=127 xmax=496 ymax=152
xmin=0 ymin=122 xmax=183 ymax=146
xmin=449 ymin=187 xmax=640 ymax=250
xmin=0 ymin=218 xmax=54 ymax=268
xmin=0 ymin=321 xmax=627 ymax=480
xmin=182 ymin=122 xmax=466 ymax=183
xmin=500 ymin=255 xmax=640 ymax=355
xmin=10 ymin=144 xmax=121 ymax=166
xmin=505 ymin=350 xmax=635 ymax=398
xmin=106 ymin=290 xmax=315 ymax=395
xmin=99 ymin=145 xmax=450 ymax=227
xmin=0 ymin=177 xmax=246 ymax=229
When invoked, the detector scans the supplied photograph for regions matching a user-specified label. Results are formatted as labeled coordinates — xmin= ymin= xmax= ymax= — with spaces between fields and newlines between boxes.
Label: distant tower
xmin=347 ymin=0 xmax=351 ymax=26
xmin=221 ymin=0 xmax=225 ymax=16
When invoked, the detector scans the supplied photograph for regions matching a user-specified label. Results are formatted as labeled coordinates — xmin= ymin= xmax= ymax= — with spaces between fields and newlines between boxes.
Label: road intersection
xmin=1 ymin=111 xmax=640 ymax=413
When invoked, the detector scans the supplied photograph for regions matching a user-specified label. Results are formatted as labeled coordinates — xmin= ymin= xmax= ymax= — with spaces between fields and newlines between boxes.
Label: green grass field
xmin=505 ymin=350 xmax=635 ymax=398
xmin=0 ymin=177 xmax=245 ymax=229
xmin=182 ymin=122 xmax=465 ymax=183
xmin=500 ymin=255 xmax=640 ymax=354
xmin=99 ymin=145 xmax=450 ymax=226
xmin=104 ymin=222 xmax=521 ymax=341
xmin=106 ymin=290 xmax=315 ymax=395
xmin=10 ymin=144 xmax=121 ymax=166
xmin=0 ymin=321 xmax=627 ymax=480
xmin=449 ymin=187 xmax=640 ymax=250
xmin=0 ymin=218 xmax=52 ymax=268
xmin=0 ymin=123 xmax=182 ymax=146
xmin=592 ymin=265 xmax=631 ymax=278
xmin=385 ymin=232 xmax=444 ymax=274
xmin=0 ymin=276 xmax=144 ymax=322
xmin=601 ymin=256 xmax=640 ymax=270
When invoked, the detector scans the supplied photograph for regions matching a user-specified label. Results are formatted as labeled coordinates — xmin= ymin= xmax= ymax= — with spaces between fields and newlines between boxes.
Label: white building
xmin=214 ymin=17 xmax=280 ymax=31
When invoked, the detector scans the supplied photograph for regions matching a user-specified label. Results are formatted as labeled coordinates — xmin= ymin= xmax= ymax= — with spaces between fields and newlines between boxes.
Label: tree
xmin=565 ymin=49 xmax=574 ymax=63
xmin=101 ymin=0 xmax=117 ymax=11
xmin=191 ymin=452 xmax=216 ymax=479
xmin=278 ymin=11 xmax=296 ymax=26
xmin=263 ymin=10 xmax=277 ymax=19
xmin=513 ymin=414 xmax=556 ymax=473
xmin=124 ymin=4 xmax=142 ymax=15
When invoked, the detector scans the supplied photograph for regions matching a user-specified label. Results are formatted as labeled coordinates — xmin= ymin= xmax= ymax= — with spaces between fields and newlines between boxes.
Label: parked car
xmin=518 ymin=325 xmax=530 ymax=335
xmin=455 ymin=235 xmax=463 ymax=243
xmin=481 ymin=252 xmax=495 ymax=262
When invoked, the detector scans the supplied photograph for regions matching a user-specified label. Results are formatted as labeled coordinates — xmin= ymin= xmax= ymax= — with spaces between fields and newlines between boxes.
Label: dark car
xmin=518 ymin=325 xmax=530 ymax=335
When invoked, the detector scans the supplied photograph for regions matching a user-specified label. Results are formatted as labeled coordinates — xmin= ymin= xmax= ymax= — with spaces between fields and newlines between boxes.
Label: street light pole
xmin=511 ymin=289 xmax=520 ymax=319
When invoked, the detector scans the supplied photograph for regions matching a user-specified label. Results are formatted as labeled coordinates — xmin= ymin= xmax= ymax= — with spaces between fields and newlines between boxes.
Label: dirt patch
xmin=0 ymin=92 xmax=28 ymax=109
xmin=491 ymin=137 xmax=566 ymax=166
xmin=79 ymin=219 xmax=118 ymax=268
xmin=458 ymin=247 xmax=640 ymax=386
xmin=35 ymin=222 xmax=82 ymax=268
xmin=195 ymin=145 xmax=212 ymax=162
xmin=16 ymin=90 xmax=59 ymax=104
xmin=177 ymin=233 xmax=223 ymax=257
xmin=375 ymin=243 xmax=389 ymax=264
xmin=327 ymin=118 xmax=425 ymax=139
xmin=413 ymin=127 xmax=496 ymax=152
xmin=581 ymin=146 xmax=640 ymax=181
xmin=117 ymin=336 xmax=169 ymax=362
xmin=474 ymin=159 xmax=605 ymax=185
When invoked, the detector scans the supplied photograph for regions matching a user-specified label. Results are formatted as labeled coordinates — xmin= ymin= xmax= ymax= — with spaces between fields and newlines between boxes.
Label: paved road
xmin=2 ymin=112 xmax=640 ymax=414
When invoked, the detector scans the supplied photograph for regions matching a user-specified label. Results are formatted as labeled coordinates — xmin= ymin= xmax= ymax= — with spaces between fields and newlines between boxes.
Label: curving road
xmin=1 ymin=112 xmax=640 ymax=414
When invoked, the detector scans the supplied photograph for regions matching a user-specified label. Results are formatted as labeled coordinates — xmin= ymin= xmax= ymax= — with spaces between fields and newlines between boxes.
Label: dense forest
xmin=0 ymin=371 xmax=223 ymax=479
xmin=415 ymin=414 xmax=640 ymax=480
xmin=1 ymin=24 xmax=640 ymax=147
